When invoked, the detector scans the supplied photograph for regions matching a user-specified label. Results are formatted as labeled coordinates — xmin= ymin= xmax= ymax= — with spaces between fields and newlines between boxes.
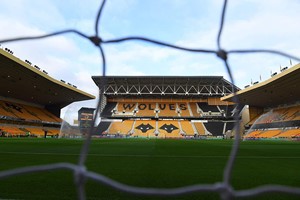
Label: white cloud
xmin=167 ymin=0 xmax=300 ymax=88
xmin=74 ymin=70 xmax=98 ymax=95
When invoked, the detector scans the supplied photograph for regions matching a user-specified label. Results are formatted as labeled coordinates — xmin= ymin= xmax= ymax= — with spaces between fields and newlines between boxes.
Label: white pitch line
xmin=1 ymin=151 xmax=300 ymax=159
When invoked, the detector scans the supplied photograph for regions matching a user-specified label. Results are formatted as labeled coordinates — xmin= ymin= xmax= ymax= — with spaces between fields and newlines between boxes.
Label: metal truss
xmin=96 ymin=77 xmax=236 ymax=96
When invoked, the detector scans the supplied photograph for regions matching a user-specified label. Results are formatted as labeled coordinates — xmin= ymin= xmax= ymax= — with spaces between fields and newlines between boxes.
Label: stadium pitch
xmin=0 ymin=138 xmax=300 ymax=200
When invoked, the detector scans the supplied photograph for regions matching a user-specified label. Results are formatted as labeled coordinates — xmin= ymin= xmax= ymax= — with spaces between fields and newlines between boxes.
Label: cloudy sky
xmin=0 ymin=0 xmax=299 ymax=122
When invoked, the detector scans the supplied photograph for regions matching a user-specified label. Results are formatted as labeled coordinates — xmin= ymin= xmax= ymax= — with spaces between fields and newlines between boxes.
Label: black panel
xmin=101 ymin=102 xmax=117 ymax=117
xmin=203 ymin=122 xmax=224 ymax=136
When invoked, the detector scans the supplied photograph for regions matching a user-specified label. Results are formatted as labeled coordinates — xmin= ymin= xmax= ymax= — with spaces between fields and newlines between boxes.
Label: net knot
xmin=89 ymin=36 xmax=102 ymax=46
xmin=216 ymin=49 xmax=228 ymax=61
xmin=74 ymin=166 xmax=87 ymax=185
xmin=215 ymin=182 xmax=234 ymax=200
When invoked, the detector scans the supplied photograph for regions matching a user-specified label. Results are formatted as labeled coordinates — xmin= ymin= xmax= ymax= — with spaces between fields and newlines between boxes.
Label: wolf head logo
xmin=135 ymin=123 xmax=154 ymax=133
xmin=159 ymin=124 xmax=178 ymax=133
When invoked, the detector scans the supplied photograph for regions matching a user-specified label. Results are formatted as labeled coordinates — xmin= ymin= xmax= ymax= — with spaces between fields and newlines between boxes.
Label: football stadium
xmin=1 ymin=1 xmax=300 ymax=199
xmin=1 ymin=42 xmax=300 ymax=200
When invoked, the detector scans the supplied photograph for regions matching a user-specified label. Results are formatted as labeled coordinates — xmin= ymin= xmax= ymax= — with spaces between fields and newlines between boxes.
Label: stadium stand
xmin=108 ymin=120 xmax=133 ymax=135
xmin=132 ymin=120 xmax=157 ymax=137
xmin=180 ymin=120 xmax=196 ymax=136
xmin=92 ymin=76 xmax=239 ymax=138
xmin=97 ymin=99 xmax=239 ymax=137
xmin=221 ymin=63 xmax=300 ymax=140
xmin=117 ymin=102 xmax=135 ymax=113
xmin=245 ymin=104 xmax=300 ymax=132
xmin=193 ymin=122 xmax=206 ymax=135
xmin=0 ymin=47 xmax=95 ymax=137
xmin=189 ymin=102 xmax=200 ymax=117
xmin=109 ymin=102 xmax=195 ymax=118
xmin=276 ymin=129 xmax=300 ymax=138
xmin=0 ymin=124 xmax=60 ymax=137
xmin=249 ymin=105 xmax=299 ymax=125
xmin=135 ymin=102 xmax=157 ymax=117
xmin=244 ymin=130 xmax=262 ymax=138
xmin=245 ymin=128 xmax=300 ymax=139
xmin=0 ymin=126 xmax=25 ymax=136
xmin=157 ymin=103 xmax=178 ymax=117
xmin=177 ymin=103 xmax=191 ymax=117
xmin=157 ymin=120 xmax=181 ymax=138
xmin=0 ymin=100 xmax=61 ymax=122
xmin=255 ymin=129 xmax=282 ymax=138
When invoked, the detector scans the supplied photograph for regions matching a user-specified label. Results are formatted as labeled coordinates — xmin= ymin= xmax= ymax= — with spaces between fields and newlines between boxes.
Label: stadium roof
xmin=0 ymin=48 xmax=95 ymax=108
xmin=222 ymin=63 xmax=300 ymax=107
xmin=92 ymin=76 xmax=240 ymax=98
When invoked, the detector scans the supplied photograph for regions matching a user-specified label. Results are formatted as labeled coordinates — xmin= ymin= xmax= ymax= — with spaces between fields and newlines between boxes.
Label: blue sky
xmin=0 ymin=0 xmax=299 ymax=122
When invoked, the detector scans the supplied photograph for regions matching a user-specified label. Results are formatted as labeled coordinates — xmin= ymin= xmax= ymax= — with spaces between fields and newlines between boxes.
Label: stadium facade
xmin=91 ymin=76 xmax=241 ymax=138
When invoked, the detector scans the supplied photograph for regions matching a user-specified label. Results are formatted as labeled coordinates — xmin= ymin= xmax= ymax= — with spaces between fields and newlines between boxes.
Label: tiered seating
xmin=25 ymin=127 xmax=46 ymax=136
xmin=194 ymin=122 xmax=206 ymax=135
xmin=0 ymin=100 xmax=61 ymax=122
xmin=244 ymin=130 xmax=262 ymax=138
xmin=189 ymin=103 xmax=199 ymax=117
xmin=25 ymin=106 xmax=46 ymax=122
xmin=177 ymin=103 xmax=190 ymax=117
xmin=180 ymin=120 xmax=195 ymax=136
xmin=286 ymin=105 xmax=300 ymax=121
xmin=2 ymin=102 xmax=41 ymax=121
xmin=247 ymin=105 xmax=300 ymax=139
xmin=245 ymin=128 xmax=300 ymax=139
xmin=256 ymin=130 xmax=282 ymax=138
xmin=157 ymin=103 xmax=178 ymax=117
xmin=97 ymin=99 xmax=237 ymax=138
xmin=157 ymin=120 xmax=181 ymax=138
xmin=0 ymin=100 xmax=61 ymax=137
xmin=102 ymin=119 xmax=208 ymax=138
xmin=132 ymin=120 xmax=157 ymax=137
xmin=105 ymin=101 xmax=234 ymax=119
xmin=108 ymin=120 xmax=133 ymax=135
xmin=136 ymin=103 xmax=156 ymax=117
xmin=117 ymin=102 xmax=136 ymax=113
xmin=27 ymin=106 xmax=61 ymax=122
xmin=276 ymin=129 xmax=300 ymax=138
xmin=0 ymin=125 xmax=61 ymax=137
xmin=251 ymin=105 xmax=300 ymax=125
xmin=47 ymin=129 xmax=60 ymax=135
xmin=0 ymin=101 xmax=19 ymax=118
xmin=0 ymin=126 xmax=25 ymax=135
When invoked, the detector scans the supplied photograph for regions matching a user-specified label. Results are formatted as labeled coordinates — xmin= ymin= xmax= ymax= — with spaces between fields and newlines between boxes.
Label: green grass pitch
xmin=0 ymin=138 xmax=300 ymax=200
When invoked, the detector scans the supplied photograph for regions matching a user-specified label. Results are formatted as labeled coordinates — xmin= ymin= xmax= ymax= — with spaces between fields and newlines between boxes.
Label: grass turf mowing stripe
xmin=1 ymin=138 xmax=300 ymax=200
xmin=1 ymin=151 xmax=300 ymax=159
